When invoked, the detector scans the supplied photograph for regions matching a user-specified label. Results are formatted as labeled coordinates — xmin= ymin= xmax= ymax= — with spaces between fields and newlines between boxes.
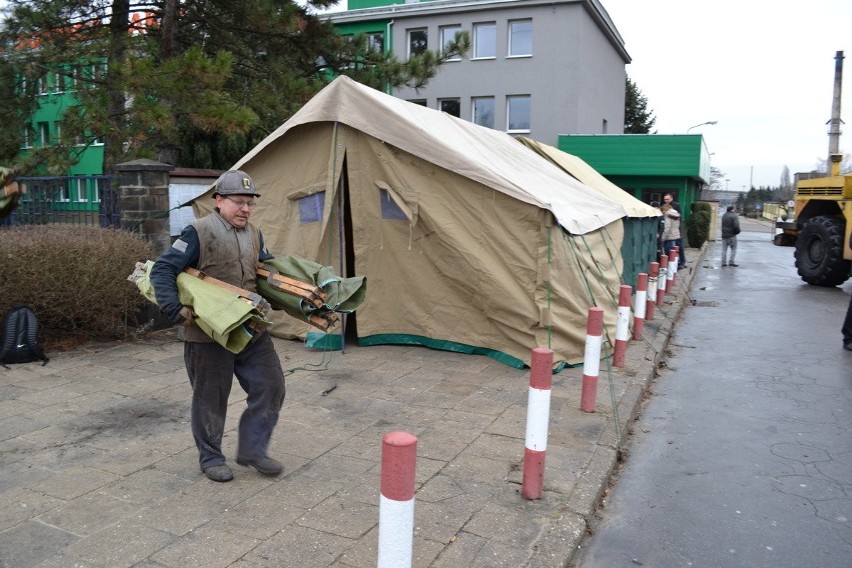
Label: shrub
xmin=686 ymin=202 xmax=712 ymax=249
xmin=0 ymin=225 xmax=156 ymax=348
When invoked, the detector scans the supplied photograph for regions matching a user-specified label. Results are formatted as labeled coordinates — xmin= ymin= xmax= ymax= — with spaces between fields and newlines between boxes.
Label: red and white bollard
xmin=646 ymin=262 xmax=659 ymax=321
xmin=581 ymin=307 xmax=604 ymax=413
xmin=668 ymin=248 xmax=678 ymax=288
xmin=633 ymin=273 xmax=647 ymax=340
xmin=657 ymin=254 xmax=668 ymax=304
xmin=378 ymin=432 xmax=417 ymax=568
xmin=613 ymin=285 xmax=631 ymax=367
xmin=522 ymin=347 xmax=553 ymax=500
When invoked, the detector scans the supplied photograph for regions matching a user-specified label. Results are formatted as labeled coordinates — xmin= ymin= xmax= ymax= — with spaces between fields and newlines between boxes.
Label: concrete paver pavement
xmin=0 ymin=247 xmax=703 ymax=568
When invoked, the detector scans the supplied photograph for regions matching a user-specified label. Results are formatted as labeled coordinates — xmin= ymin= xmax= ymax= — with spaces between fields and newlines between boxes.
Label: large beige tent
xmin=193 ymin=76 xmax=629 ymax=368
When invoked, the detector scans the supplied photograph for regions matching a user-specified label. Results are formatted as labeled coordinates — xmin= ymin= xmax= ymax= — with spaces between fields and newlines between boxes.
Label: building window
xmin=38 ymin=122 xmax=50 ymax=146
xmin=439 ymin=98 xmax=460 ymax=118
xmin=439 ymin=25 xmax=462 ymax=61
xmin=21 ymin=127 xmax=31 ymax=149
xmin=507 ymin=95 xmax=531 ymax=132
xmin=508 ymin=19 xmax=532 ymax=57
xmin=75 ymin=178 xmax=88 ymax=202
xmin=473 ymin=22 xmax=496 ymax=59
xmin=407 ymin=99 xmax=427 ymax=106
xmin=472 ymin=97 xmax=495 ymax=128
xmin=407 ymin=28 xmax=427 ymax=58
xmin=37 ymin=75 xmax=48 ymax=95
xmin=54 ymin=71 xmax=66 ymax=92
xmin=366 ymin=32 xmax=384 ymax=53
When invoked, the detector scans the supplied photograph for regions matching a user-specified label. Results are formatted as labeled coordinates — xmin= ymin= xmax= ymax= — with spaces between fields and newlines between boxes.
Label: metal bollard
xmin=633 ymin=273 xmax=647 ymax=340
xmin=378 ymin=432 xmax=417 ymax=568
xmin=522 ymin=347 xmax=553 ymax=500
xmin=581 ymin=307 xmax=604 ymax=413
xmin=613 ymin=285 xmax=631 ymax=367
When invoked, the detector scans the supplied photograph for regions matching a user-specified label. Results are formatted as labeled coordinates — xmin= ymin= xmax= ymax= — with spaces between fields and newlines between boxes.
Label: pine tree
xmin=1 ymin=0 xmax=469 ymax=171
xmin=624 ymin=75 xmax=656 ymax=134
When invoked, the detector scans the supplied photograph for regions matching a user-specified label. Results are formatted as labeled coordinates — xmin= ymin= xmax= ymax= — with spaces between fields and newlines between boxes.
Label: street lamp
xmin=687 ymin=120 xmax=717 ymax=133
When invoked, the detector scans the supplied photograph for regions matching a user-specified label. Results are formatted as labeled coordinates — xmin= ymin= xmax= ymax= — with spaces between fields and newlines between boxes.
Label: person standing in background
xmin=720 ymin=205 xmax=741 ymax=267
xmin=660 ymin=199 xmax=682 ymax=267
xmin=662 ymin=193 xmax=686 ymax=268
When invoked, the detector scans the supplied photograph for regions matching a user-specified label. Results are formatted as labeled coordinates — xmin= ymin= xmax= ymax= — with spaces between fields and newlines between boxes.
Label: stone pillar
xmin=116 ymin=159 xmax=173 ymax=255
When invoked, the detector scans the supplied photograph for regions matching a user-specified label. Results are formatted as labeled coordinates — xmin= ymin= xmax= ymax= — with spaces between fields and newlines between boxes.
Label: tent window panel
xmin=380 ymin=189 xmax=408 ymax=221
xmin=298 ymin=192 xmax=325 ymax=223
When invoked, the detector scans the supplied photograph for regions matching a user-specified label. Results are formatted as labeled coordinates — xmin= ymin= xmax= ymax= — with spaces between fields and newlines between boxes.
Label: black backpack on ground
xmin=0 ymin=304 xmax=49 ymax=367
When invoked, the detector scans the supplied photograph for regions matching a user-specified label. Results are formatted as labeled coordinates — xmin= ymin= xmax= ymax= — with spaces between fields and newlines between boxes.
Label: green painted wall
xmin=558 ymin=134 xmax=707 ymax=177
xmin=348 ymin=0 xmax=437 ymax=9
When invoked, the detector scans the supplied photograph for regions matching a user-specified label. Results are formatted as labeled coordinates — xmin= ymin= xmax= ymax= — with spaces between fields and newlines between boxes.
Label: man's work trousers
xmin=722 ymin=236 xmax=737 ymax=264
xmin=184 ymin=332 xmax=286 ymax=469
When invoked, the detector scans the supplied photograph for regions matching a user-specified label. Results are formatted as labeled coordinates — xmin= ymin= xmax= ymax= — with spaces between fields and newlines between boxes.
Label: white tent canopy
xmin=236 ymin=76 xmax=626 ymax=236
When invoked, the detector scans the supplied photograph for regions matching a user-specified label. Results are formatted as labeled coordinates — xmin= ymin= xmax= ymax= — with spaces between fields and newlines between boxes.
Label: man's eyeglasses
xmin=224 ymin=196 xmax=257 ymax=209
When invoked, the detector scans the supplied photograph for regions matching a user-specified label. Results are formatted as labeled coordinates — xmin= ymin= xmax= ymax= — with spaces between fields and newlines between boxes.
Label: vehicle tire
xmin=794 ymin=215 xmax=851 ymax=286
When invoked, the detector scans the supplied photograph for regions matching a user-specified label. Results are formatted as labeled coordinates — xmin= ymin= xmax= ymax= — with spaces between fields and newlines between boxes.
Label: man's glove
xmin=257 ymin=298 xmax=272 ymax=317
xmin=175 ymin=306 xmax=196 ymax=327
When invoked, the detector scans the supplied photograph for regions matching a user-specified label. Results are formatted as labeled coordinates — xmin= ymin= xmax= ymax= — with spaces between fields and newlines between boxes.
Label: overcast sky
xmin=602 ymin=0 xmax=852 ymax=192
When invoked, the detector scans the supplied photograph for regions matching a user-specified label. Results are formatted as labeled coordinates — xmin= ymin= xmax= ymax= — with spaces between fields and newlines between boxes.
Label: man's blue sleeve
xmin=150 ymin=226 xmax=201 ymax=321
xmin=258 ymin=231 xmax=274 ymax=262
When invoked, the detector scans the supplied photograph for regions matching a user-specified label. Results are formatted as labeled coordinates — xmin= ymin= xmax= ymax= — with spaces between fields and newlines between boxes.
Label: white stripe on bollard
xmin=522 ymin=347 xmax=553 ymax=500
xmin=668 ymin=248 xmax=678 ymax=288
xmin=647 ymin=262 xmax=659 ymax=321
xmin=581 ymin=307 xmax=603 ymax=413
xmin=633 ymin=272 xmax=647 ymax=340
xmin=613 ymin=284 xmax=631 ymax=367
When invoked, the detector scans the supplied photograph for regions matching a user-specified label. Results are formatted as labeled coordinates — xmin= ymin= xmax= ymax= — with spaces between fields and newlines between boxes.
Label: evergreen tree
xmin=624 ymin=75 xmax=656 ymax=134
xmin=1 ymin=0 xmax=469 ymax=171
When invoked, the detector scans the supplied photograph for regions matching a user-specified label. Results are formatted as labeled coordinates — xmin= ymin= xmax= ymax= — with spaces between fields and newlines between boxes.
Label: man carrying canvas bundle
xmin=150 ymin=170 xmax=286 ymax=483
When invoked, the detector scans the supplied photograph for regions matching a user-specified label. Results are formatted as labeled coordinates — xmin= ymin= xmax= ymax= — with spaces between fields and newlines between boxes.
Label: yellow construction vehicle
xmin=775 ymin=51 xmax=852 ymax=287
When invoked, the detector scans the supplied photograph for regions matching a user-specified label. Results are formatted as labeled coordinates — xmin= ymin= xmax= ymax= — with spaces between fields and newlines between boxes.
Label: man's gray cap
xmin=213 ymin=170 xmax=261 ymax=197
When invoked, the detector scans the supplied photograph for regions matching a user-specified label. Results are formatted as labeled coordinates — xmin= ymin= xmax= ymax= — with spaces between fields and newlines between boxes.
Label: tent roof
xmin=517 ymin=137 xmax=661 ymax=218
xmin=233 ymin=76 xmax=626 ymax=235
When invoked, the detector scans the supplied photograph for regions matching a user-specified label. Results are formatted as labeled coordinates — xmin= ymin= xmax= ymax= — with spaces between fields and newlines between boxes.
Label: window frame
xmin=407 ymin=27 xmax=428 ymax=59
xmin=472 ymin=97 xmax=495 ymax=129
xmin=438 ymin=98 xmax=461 ymax=118
xmin=507 ymin=19 xmax=533 ymax=57
xmin=439 ymin=24 xmax=462 ymax=61
xmin=472 ymin=22 xmax=496 ymax=59
xmin=506 ymin=95 xmax=531 ymax=133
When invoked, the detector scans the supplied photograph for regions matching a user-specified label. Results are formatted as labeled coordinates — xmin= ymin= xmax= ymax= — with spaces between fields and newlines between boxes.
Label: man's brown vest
xmin=184 ymin=211 xmax=260 ymax=343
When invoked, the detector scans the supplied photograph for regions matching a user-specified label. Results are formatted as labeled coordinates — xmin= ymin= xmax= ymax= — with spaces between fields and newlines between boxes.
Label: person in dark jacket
xmin=843 ymin=294 xmax=852 ymax=351
xmin=150 ymin=170 xmax=286 ymax=483
xmin=720 ymin=205 xmax=741 ymax=267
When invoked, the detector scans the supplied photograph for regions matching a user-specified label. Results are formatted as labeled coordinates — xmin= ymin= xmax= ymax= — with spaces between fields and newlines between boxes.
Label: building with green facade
xmin=558 ymin=134 xmax=712 ymax=218
xmin=18 ymin=62 xmax=108 ymax=215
